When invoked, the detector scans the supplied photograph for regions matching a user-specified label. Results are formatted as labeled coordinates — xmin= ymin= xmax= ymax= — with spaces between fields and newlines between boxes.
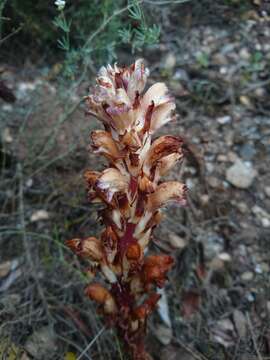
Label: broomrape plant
xmin=66 ymin=59 xmax=187 ymax=360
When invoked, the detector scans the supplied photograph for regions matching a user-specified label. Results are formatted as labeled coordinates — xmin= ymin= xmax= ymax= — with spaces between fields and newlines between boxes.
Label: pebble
xmin=163 ymin=52 xmax=176 ymax=70
xmin=217 ymin=154 xmax=228 ymax=162
xmin=241 ymin=271 xmax=254 ymax=281
xmin=173 ymin=68 xmax=189 ymax=82
xmin=236 ymin=202 xmax=249 ymax=214
xmin=261 ymin=218 xmax=270 ymax=228
xmin=252 ymin=205 xmax=270 ymax=228
xmin=240 ymin=143 xmax=256 ymax=160
xmin=240 ymin=95 xmax=252 ymax=108
xmin=217 ymin=115 xmax=232 ymax=125
xmin=226 ymin=159 xmax=256 ymax=189
xmin=239 ymin=47 xmax=251 ymax=60
xmin=265 ymin=186 xmax=270 ymax=198
xmin=208 ymin=176 xmax=220 ymax=188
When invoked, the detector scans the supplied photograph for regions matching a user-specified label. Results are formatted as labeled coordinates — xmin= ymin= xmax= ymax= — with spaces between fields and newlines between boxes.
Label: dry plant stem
xmin=66 ymin=59 xmax=187 ymax=360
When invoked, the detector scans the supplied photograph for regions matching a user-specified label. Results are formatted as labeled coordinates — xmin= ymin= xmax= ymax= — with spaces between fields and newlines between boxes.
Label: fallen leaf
xmin=64 ymin=352 xmax=77 ymax=360
xmin=181 ymin=290 xmax=201 ymax=319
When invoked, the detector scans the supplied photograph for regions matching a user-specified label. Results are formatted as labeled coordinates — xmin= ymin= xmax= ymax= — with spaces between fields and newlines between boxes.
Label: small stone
xmin=264 ymin=186 xmax=270 ymax=198
xmin=217 ymin=115 xmax=232 ymax=125
xmin=168 ymin=233 xmax=186 ymax=249
xmin=240 ymin=143 xmax=256 ymax=160
xmin=200 ymin=194 xmax=209 ymax=205
xmin=252 ymin=206 xmax=270 ymax=227
xmin=173 ymin=68 xmax=189 ymax=82
xmin=163 ymin=53 xmax=176 ymax=70
xmin=260 ymin=263 xmax=270 ymax=272
xmin=2 ymin=104 xmax=13 ymax=112
xmin=30 ymin=210 xmax=50 ymax=222
xmin=2 ymin=127 xmax=13 ymax=143
xmin=220 ymin=66 xmax=228 ymax=75
xmin=227 ymin=151 xmax=238 ymax=162
xmin=206 ymin=162 xmax=214 ymax=173
xmin=255 ymin=264 xmax=263 ymax=274
xmin=239 ymin=95 xmax=252 ymax=107
xmin=155 ymin=324 xmax=172 ymax=345
xmin=236 ymin=202 xmax=249 ymax=214
xmin=218 ymin=252 xmax=232 ymax=262
xmin=267 ymin=301 xmax=270 ymax=315
xmin=254 ymin=87 xmax=266 ymax=97
xmin=241 ymin=271 xmax=254 ymax=281
xmin=208 ymin=176 xmax=220 ymax=188
xmin=226 ymin=159 xmax=256 ymax=189
xmin=217 ymin=154 xmax=228 ymax=162
xmin=261 ymin=218 xmax=270 ymax=228
xmin=239 ymin=48 xmax=251 ymax=60
xmin=212 ymin=53 xmax=228 ymax=65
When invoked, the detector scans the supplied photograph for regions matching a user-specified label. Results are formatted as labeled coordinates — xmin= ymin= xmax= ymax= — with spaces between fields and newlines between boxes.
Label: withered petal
xmin=147 ymin=181 xmax=187 ymax=211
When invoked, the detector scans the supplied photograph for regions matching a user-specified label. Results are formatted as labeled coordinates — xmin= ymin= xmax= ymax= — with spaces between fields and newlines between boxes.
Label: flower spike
xmin=66 ymin=59 xmax=186 ymax=360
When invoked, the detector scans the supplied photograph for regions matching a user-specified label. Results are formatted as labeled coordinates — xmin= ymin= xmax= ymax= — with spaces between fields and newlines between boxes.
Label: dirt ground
xmin=1 ymin=2 xmax=270 ymax=360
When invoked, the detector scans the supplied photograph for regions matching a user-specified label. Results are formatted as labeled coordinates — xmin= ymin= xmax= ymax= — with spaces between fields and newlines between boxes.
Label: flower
xmin=54 ymin=0 xmax=66 ymax=11
xmin=67 ymin=59 xmax=186 ymax=360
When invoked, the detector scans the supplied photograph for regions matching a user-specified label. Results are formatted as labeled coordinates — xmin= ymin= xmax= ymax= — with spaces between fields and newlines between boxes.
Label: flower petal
xmin=91 ymin=130 xmax=123 ymax=161
xmin=66 ymin=237 xmax=103 ymax=261
xmin=150 ymin=101 xmax=176 ymax=133
xmin=147 ymin=181 xmax=187 ymax=211
xmin=85 ymin=283 xmax=117 ymax=314
xmin=96 ymin=168 xmax=129 ymax=203
xmin=143 ymin=135 xmax=183 ymax=177
xmin=142 ymin=82 xmax=171 ymax=109
xmin=127 ymin=59 xmax=149 ymax=100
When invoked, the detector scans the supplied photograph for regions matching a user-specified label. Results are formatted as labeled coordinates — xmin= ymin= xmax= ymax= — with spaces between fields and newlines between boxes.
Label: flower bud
xmin=66 ymin=237 xmax=103 ymax=261
xmin=85 ymin=283 xmax=117 ymax=314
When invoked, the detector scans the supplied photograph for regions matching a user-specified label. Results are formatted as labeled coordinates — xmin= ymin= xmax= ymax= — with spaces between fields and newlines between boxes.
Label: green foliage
xmin=1 ymin=0 xmax=162 ymax=76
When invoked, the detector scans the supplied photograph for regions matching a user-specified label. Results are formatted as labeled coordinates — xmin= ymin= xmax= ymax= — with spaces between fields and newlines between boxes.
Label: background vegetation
xmin=1 ymin=0 xmax=270 ymax=359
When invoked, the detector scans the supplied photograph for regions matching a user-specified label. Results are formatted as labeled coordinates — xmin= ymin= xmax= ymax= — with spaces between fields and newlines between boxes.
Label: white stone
xmin=226 ymin=159 xmax=256 ymax=189
xmin=217 ymin=115 xmax=232 ymax=125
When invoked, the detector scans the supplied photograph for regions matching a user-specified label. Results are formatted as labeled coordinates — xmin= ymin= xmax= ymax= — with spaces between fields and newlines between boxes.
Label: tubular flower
xmin=66 ymin=59 xmax=186 ymax=360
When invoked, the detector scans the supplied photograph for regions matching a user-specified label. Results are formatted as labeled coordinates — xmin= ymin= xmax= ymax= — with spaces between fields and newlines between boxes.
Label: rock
xmin=208 ymin=176 xmax=220 ymax=188
xmin=154 ymin=324 xmax=172 ymax=345
xmin=204 ymin=234 xmax=224 ymax=260
xmin=30 ymin=210 xmax=50 ymax=222
xmin=163 ymin=53 xmax=176 ymax=70
xmin=239 ymin=47 xmax=251 ymax=60
xmin=217 ymin=115 xmax=232 ymax=125
xmin=241 ymin=271 xmax=254 ymax=281
xmin=217 ymin=154 xmax=228 ymax=162
xmin=168 ymin=233 xmax=187 ymax=249
xmin=25 ymin=327 xmax=57 ymax=360
xmin=261 ymin=218 xmax=270 ymax=228
xmin=218 ymin=252 xmax=232 ymax=262
xmin=264 ymin=186 xmax=270 ymax=198
xmin=226 ymin=159 xmax=256 ymax=189
xmin=252 ymin=205 xmax=270 ymax=227
xmin=236 ymin=202 xmax=249 ymax=214
xmin=240 ymin=143 xmax=256 ymax=160
xmin=260 ymin=263 xmax=270 ymax=272
xmin=239 ymin=95 xmax=252 ymax=108
xmin=173 ymin=68 xmax=189 ymax=82
xmin=2 ymin=128 xmax=13 ymax=143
